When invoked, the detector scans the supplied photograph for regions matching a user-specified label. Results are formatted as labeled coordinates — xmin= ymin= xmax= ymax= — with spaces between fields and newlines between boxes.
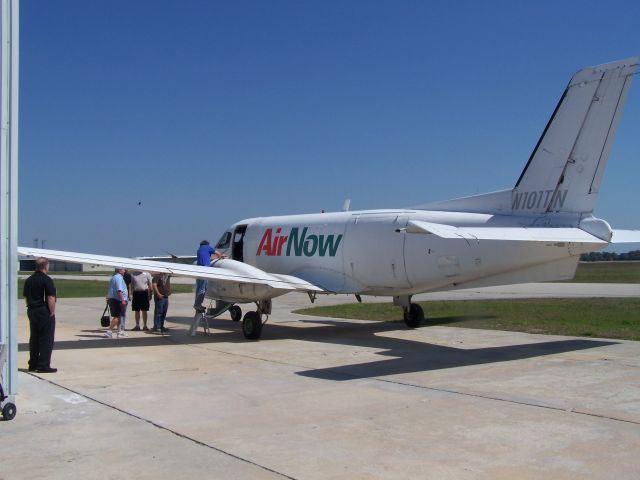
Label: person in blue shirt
xmin=105 ymin=267 xmax=129 ymax=338
xmin=194 ymin=240 xmax=222 ymax=313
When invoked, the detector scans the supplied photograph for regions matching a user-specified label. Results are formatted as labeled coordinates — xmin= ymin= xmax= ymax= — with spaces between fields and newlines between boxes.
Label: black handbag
xmin=100 ymin=304 xmax=110 ymax=327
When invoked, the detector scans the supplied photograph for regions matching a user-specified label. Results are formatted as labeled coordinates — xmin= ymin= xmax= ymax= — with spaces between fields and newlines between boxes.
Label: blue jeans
xmin=154 ymin=297 xmax=169 ymax=329
xmin=120 ymin=300 xmax=128 ymax=330
xmin=194 ymin=279 xmax=207 ymax=308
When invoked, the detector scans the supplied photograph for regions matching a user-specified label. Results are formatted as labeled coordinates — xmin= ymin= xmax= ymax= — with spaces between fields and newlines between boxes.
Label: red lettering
xmin=276 ymin=235 xmax=288 ymax=256
xmin=256 ymin=229 xmax=273 ymax=256
xmin=272 ymin=228 xmax=283 ymax=256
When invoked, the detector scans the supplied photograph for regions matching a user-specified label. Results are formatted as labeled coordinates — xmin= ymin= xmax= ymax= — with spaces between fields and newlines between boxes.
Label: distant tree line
xmin=580 ymin=250 xmax=640 ymax=261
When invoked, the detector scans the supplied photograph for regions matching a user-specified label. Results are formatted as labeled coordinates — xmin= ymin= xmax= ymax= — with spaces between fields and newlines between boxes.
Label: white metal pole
xmin=0 ymin=0 xmax=19 ymax=402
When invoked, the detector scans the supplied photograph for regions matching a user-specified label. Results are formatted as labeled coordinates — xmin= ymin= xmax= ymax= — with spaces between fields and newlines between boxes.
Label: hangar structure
xmin=0 ymin=0 xmax=19 ymax=420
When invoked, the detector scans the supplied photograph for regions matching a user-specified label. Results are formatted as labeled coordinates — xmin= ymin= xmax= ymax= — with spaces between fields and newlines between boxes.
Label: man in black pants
xmin=23 ymin=257 xmax=58 ymax=373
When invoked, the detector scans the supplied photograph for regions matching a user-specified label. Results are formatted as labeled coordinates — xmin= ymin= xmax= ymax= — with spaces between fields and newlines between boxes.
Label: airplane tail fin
xmin=512 ymin=57 xmax=638 ymax=215
xmin=418 ymin=58 xmax=638 ymax=217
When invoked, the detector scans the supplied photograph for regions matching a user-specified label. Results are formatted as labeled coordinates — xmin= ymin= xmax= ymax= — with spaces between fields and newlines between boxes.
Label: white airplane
xmin=19 ymin=57 xmax=640 ymax=340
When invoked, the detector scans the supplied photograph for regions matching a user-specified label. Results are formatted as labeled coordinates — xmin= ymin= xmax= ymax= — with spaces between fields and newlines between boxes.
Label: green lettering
xmin=286 ymin=227 xmax=307 ymax=256
xmin=318 ymin=234 xmax=343 ymax=256
xmin=304 ymin=235 xmax=318 ymax=256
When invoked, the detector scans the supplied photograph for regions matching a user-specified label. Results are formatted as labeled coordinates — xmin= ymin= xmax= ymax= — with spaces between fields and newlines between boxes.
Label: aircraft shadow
xmin=429 ymin=314 xmax=496 ymax=325
xmin=297 ymin=336 xmax=616 ymax=381
xmin=17 ymin=327 xmax=201 ymax=351
xmin=18 ymin=316 xmax=618 ymax=380
xmin=145 ymin=316 xmax=621 ymax=379
xmin=18 ymin=334 xmax=175 ymax=351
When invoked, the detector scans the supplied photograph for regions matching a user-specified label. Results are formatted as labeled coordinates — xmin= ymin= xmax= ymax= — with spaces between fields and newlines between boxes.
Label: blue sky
xmin=19 ymin=0 xmax=640 ymax=256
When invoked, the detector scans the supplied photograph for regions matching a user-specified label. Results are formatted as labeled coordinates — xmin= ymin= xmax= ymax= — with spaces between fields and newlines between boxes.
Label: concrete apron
xmin=4 ymin=289 xmax=640 ymax=480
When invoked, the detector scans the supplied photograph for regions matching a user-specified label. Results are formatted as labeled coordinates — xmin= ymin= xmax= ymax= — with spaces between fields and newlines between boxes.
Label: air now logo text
xmin=256 ymin=227 xmax=343 ymax=257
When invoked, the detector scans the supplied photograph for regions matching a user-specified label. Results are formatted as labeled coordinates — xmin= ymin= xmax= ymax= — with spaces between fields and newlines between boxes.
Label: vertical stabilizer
xmin=512 ymin=57 xmax=637 ymax=215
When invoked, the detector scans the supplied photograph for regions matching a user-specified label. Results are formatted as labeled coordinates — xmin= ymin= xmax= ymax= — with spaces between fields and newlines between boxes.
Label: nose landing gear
xmin=229 ymin=305 xmax=242 ymax=322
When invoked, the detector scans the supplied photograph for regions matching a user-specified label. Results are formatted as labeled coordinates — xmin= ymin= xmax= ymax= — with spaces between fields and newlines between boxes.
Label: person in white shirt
xmin=130 ymin=270 xmax=153 ymax=331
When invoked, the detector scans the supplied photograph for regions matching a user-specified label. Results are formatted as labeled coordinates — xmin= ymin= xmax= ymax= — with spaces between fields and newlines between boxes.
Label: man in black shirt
xmin=23 ymin=257 xmax=58 ymax=373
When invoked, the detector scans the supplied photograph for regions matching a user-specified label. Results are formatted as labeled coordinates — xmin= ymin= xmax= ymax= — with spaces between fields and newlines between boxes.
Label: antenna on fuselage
xmin=342 ymin=199 xmax=351 ymax=212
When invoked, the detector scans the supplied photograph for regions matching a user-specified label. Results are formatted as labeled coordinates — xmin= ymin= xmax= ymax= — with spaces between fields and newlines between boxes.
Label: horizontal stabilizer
xmin=406 ymin=220 xmax=607 ymax=244
xmin=610 ymin=230 xmax=640 ymax=244
xmin=17 ymin=247 xmax=324 ymax=293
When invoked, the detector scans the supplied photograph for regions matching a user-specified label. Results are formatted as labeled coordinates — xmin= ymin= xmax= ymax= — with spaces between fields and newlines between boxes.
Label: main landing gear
xmin=403 ymin=303 xmax=424 ymax=328
xmin=394 ymin=295 xmax=425 ymax=328
xmin=242 ymin=300 xmax=271 ymax=340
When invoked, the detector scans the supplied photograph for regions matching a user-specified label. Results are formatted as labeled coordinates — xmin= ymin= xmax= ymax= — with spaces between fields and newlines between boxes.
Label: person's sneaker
xmin=143 ymin=326 xmax=149 ymax=331
xmin=36 ymin=367 xmax=57 ymax=373
xmin=103 ymin=330 xmax=113 ymax=338
xmin=119 ymin=331 xmax=128 ymax=337
xmin=150 ymin=326 xmax=158 ymax=332
xmin=160 ymin=327 xmax=169 ymax=334
xmin=131 ymin=325 xmax=141 ymax=331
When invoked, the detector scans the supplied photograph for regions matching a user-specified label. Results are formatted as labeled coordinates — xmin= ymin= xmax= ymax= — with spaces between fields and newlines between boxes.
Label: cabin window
xmin=216 ymin=231 xmax=232 ymax=249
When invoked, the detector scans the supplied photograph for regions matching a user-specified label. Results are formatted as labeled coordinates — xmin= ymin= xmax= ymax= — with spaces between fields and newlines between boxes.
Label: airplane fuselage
xmin=215 ymin=209 xmax=602 ymax=298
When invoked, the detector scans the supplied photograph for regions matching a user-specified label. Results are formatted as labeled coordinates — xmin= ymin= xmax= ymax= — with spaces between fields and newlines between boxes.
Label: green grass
xmin=20 ymin=261 xmax=638 ymax=282
xmin=294 ymin=298 xmax=640 ymax=341
xmin=566 ymin=262 xmax=640 ymax=283
xmin=17 ymin=279 xmax=192 ymax=298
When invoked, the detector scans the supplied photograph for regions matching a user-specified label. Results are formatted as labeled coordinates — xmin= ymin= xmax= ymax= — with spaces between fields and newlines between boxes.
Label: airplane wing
xmin=17 ymin=247 xmax=324 ymax=293
xmin=610 ymin=230 xmax=640 ymax=244
xmin=135 ymin=254 xmax=197 ymax=264
xmin=406 ymin=220 xmax=607 ymax=244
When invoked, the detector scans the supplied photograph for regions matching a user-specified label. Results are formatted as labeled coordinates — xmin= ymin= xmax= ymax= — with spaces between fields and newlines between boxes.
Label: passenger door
xmin=232 ymin=225 xmax=247 ymax=262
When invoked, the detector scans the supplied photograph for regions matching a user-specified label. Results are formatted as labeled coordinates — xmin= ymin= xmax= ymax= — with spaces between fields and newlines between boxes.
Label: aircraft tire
xmin=2 ymin=402 xmax=16 ymax=421
xmin=242 ymin=311 xmax=262 ymax=340
xmin=404 ymin=303 xmax=424 ymax=328
xmin=230 ymin=305 xmax=242 ymax=322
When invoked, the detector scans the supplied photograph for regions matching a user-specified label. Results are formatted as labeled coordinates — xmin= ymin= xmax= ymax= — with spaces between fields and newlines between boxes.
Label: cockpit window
xmin=216 ymin=231 xmax=232 ymax=249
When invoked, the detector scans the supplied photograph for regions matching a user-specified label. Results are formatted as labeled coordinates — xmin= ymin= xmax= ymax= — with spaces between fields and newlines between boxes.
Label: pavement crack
xmin=139 ymin=328 xmax=640 ymax=427
xmin=167 ymin=342 xmax=640 ymax=427
xmin=372 ymin=377 xmax=640 ymax=426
